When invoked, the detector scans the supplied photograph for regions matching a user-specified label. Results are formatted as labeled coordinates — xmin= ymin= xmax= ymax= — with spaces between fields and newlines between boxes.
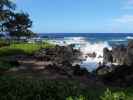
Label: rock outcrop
xmin=34 ymin=45 xmax=81 ymax=64
xmin=34 ymin=45 xmax=90 ymax=77
xmin=99 ymin=65 xmax=133 ymax=86
xmin=95 ymin=40 xmax=133 ymax=86
xmin=126 ymin=40 xmax=133 ymax=66
xmin=103 ymin=48 xmax=113 ymax=63
xmin=103 ymin=40 xmax=133 ymax=66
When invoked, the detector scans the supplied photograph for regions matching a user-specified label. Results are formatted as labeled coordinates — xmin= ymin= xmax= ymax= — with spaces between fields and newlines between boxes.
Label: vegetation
xmin=66 ymin=95 xmax=86 ymax=100
xmin=3 ymin=12 xmax=34 ymax=38
xmin=0 ymin=59 xmax=19 ymax=70
xmin=0 ymin=76 xmax=104 ymax=100
xmin=100 ymin=88 xmax=126 ymax=100
xmin=0 ymin=42 xmax=55 ymax=56
xmin=0 ymin=0 xmax=34 ymax=38
xmin=0 ymin=38 xmax=9 ymax=47
xmin=0 ymin=76 xmax=132 ymax=100
xmin=1 ymin=1 xmax=133 ymax=100
xmin=0 ymin=0 xmax=16 ymax=31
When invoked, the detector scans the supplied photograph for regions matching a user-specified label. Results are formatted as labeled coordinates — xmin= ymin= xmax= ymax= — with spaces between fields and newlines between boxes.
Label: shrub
xmin=0 ymin=76 xmax=105 ymax=100
xmin=66 ymin=95 xmax=86 ymax=100
xmin=0 ymin=39 xmax=9 ymax=47
xmin=100 ymin=88 xmax=126 ymax=100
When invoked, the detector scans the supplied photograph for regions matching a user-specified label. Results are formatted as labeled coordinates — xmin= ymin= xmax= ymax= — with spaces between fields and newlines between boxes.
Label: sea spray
xmin=80 ymin=41 xmax=112 ymax=71
xmin=49 ymin=37 xmax=112 ymax=71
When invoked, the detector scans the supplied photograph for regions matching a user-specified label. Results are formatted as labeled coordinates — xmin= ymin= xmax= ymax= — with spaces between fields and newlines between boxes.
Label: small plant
xmin=66 ymin=95 xmax=86 ymax=100
xmin=100 ymin=88 xmax=126 ymax=100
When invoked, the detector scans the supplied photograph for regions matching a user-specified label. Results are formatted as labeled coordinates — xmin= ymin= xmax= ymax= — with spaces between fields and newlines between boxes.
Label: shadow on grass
xmin=0 ymin=48 xmax=28 ymax=56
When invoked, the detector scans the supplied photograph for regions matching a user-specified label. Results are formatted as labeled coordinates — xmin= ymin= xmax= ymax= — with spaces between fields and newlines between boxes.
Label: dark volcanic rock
xmin=103 ymin=48 xmax=113 ymax=63
xmin=72 ymin=64 xmax=90 ymax=76
xmin=34 ymin=45 xmax=89 ymax=77
xmin=126 ymin=40 xmax=133 ymax=66
xmin=97 ymin=40 xmax=133 ymax=86
xmin=34 ymin=45 xmax=81 ymax=65
xmin=103 ymin=40 xmax=133 ymax=66
xmin=100 ymin=65 xmax=133 ymax=86
xmin=112 ymin=45 xmax=127 ymax=65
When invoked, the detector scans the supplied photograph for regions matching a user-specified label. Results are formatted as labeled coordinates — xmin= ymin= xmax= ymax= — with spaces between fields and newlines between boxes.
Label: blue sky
xmin=14 ymin=0 xmax=133 ymax=33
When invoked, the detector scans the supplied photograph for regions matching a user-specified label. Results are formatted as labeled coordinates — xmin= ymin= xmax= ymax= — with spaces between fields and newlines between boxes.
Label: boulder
xmin=126 ymin=40 xmax=133 ymax=66
xmin=112 ymin=45 xmax=127 ymax=65
xmin=103 ymin=48 xmax=113 ymax=63
xmin=34 ymin=45 xmax=80 ymax=65
xmin=100 ymin=65 xmax=133 ymax=86
xmin=103 ymin=40 xmax=133 ymax=66
xmin=72 ymin=65 xmax=90 ymax=76
xmin=34 ymin=49 xmax=46 ymax=60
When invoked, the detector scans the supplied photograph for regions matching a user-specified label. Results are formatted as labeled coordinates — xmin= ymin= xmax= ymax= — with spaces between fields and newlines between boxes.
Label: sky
xmin=13 ymin=0 xmax=133 ymax=33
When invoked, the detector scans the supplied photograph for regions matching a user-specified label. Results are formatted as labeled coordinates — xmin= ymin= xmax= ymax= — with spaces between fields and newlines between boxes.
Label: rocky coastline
xmin=103 ymin=40 xmax=133 ymax=66
xmin=2 ymin=40 xmax=133 ymax=87
xmin=5 ymin=45 xmax=93 ymax=82
xmin=96 ymin=40 xmax=133 ymax=86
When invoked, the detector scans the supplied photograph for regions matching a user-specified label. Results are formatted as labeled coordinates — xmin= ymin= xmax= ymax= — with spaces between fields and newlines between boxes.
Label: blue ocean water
xmin=39 ymin=33 xmax=133 ymax=46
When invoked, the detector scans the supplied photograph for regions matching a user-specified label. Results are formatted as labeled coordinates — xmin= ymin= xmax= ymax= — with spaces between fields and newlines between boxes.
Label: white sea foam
xmin=80 ymin=42 xmax=111 ymax=71
xmin=48 ymin=37 xmax=87 ymax=46
xmin=49 ymin=37 xmax=112 ymax=71
xmin=126 ymin=36 xmax=133 ymax=39
xmin=109 ymin=39 xmax=126 ymax=42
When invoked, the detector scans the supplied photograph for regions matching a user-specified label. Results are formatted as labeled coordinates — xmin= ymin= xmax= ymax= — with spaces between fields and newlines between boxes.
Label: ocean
xmin=39 ymin=33 xmax=133 ymax=71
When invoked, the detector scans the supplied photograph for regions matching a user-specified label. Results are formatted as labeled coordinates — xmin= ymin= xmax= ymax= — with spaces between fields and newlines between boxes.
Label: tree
xmin=0 ymin=0 xmax=35 ymax=38
xmin=0 ymin=0 xmax=16 ymax=31
xmin=0 ymin=0 xmax=16 ymax=10
xmin=3 ymin=12 xmax=35 ymax=38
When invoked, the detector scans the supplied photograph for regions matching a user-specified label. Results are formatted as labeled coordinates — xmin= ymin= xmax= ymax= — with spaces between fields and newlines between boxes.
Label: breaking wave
xmin=109 ymin=39 xmax=126 ymax=42
xmin=126 ymin=36 xmax=133 ymax=39
xmin=80 ymin=42 xmax=111 ymax=71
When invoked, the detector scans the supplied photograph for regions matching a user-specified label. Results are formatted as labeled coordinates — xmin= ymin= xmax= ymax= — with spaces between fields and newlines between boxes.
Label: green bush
xmin=0 ymin=76 xmax=132 ymax=100
xmin=0 ymin=76 xmax=104 ymax=100
xmin=66 ymin=95 xmax=86 ymax=100
xmin=100 ymin=88 xmax=126 ymax=100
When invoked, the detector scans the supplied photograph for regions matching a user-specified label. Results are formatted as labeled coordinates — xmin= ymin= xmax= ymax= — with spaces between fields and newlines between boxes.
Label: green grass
xmin=0 ymin=42 xmax=55 ymax=70
xmin=0 ymin=76 xmax=133 ymax=100
xmin=0 ymin=39 xmax=9 ymax=47
xmin=0 ymin=42 xmax=55 ymax=56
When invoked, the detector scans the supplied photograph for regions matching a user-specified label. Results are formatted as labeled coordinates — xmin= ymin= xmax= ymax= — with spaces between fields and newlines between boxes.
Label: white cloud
xmin=114 ymin=15 xmax=133 ymax=23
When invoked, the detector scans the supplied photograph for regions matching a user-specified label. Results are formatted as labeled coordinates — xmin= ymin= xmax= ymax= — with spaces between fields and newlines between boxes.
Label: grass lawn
xmin=0 ymin=42 xmax=55 ymax=56
xmin=0 ymin=42 xmax=55 ymax=70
